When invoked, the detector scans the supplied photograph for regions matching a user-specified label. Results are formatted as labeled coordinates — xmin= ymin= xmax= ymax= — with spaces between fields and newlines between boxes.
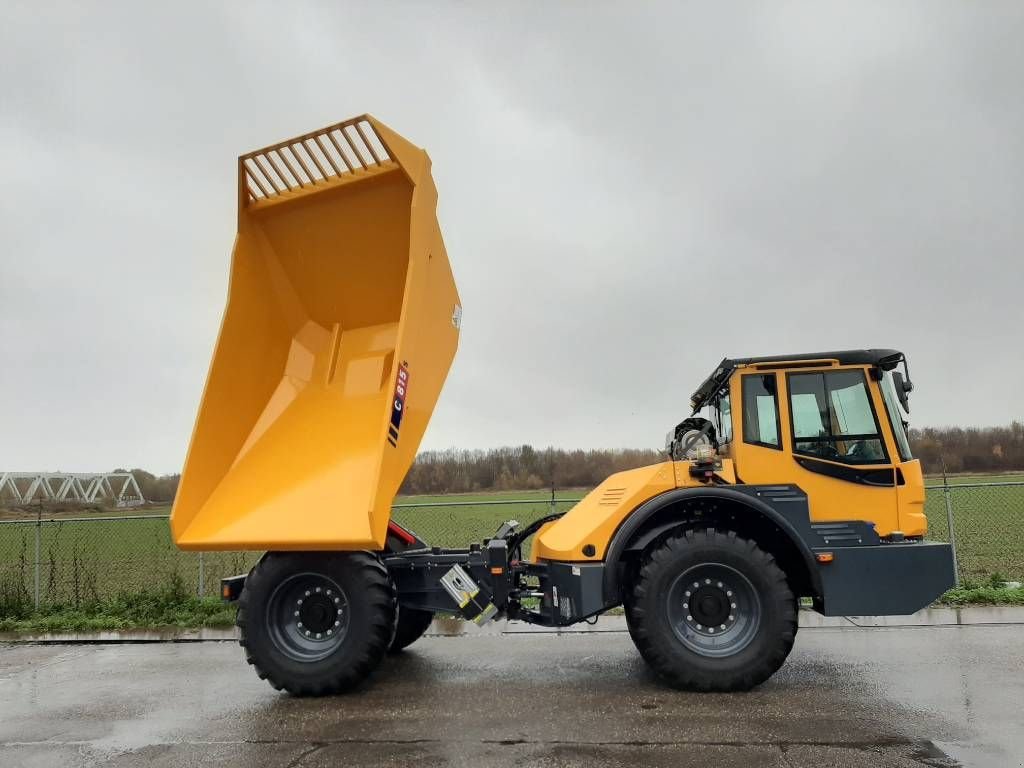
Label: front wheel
xmin=625 ymin=529 xmax=797 ymax=691
xmin=237 ymin=551 xmax=396 ymax=696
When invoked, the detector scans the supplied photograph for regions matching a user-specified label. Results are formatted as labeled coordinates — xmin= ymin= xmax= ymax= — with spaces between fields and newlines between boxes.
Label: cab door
xmin=729 ymin=366 xmax=901 ymax=537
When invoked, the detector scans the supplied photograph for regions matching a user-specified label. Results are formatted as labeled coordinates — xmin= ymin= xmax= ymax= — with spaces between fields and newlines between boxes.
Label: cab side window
xmin=716 ymin=391 xmax=733 ymax=446
xmin=787 ymin=370 xmax=888 ymax=464
xmin=741 ymin=374 xmax=780 ymax=449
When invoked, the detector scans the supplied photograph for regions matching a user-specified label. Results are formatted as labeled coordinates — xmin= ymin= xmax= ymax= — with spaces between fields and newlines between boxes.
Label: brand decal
xmin=387 ymin=362 xmax=409 ymax=447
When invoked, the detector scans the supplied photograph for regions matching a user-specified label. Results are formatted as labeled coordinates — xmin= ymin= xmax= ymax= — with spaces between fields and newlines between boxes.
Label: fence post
xmin=198 ymin=552 xmax=205 ymax=598
xmin=34 ymin=504 xmax=41 ymax=611
xmin=942 ymin=468 xmax=961 ymax=587
xmin=549 ymin=481 xmax=556 ymax=516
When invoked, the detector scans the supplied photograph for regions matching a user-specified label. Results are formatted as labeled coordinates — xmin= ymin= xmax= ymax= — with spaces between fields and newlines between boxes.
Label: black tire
xmin=625 ymin=528 xmax=796 ymax=692
xmin=237 ymin=551 xmax=396 ymax=696
xmin=388 ymin=606 xmax=435 ymax=653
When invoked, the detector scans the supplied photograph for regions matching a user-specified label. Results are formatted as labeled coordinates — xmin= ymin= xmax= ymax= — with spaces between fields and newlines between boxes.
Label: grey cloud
xmin=1 ymin=1 xmax=1022 ymax=473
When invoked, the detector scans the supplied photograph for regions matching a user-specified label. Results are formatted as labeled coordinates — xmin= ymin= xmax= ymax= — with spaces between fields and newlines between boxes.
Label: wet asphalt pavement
xmin=1 ymin=622 xmax=1021 ymax=768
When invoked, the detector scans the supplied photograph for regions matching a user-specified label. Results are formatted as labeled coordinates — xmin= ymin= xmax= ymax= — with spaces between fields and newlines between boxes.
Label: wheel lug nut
xmin=294 ymin=611 xmax=299 ymax=617
xmin=720 ymin=624 xmax=726 ymax=629
xmin=716 ymin=581 xmax=723 ymax=588
xmin=326 ymin=590 xmax=333 ymax=596
xmin=305 ymin=590 xmax=311 ymax=597
xmin=693 ymin=582 xmax=699 ymax=588
xmin=316 ymin=633 xmax=322 ymax=639
xmin=696 ymin=624 xmax=703 ymax=629
xmin=334 ymin=620 xmax=340 ymax=627
xmin=297 ymin=599 xmax=303 ymax=606
xmin=704 ymin=579 xmax=711 ymax=585
xmin=297 ymin=622 xmax=303 ymax=628
xmin=327 ymin=630 xmax=332 ymax=636
xmin=731 ymin=602 xmax=736 ymax=609
xmin=315 ymin=587 xmax=322 ymax=593
xmin=686 ymin=615 xmax=693 ymax=622
xmin=726 ymin=590 xmax=733 ymax=597
xmin=304 ymin=630 xmax=311 ymax=637
xmin=708 ymin=627 xmax=714 ymax=633
xmin=728 ymin=614 xmax=735 ymax=621
xmin=334 ymin=597 xmax=340 ymax=604
xmin=685 ymin=591 xmax=691 ymax=597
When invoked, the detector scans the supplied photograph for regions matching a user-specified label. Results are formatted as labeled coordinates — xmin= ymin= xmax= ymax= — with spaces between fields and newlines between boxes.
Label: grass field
xmin=926 ymin=472 xmax=1024 ymax=485
xmin=0 ymin=489 xmax=575 ymax=615
xmin=1 ymin=479 xmax=1021 ymax=617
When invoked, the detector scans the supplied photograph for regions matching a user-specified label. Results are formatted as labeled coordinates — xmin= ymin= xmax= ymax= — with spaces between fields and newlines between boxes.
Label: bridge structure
xmin=0 ymin=472 xmax=146 ymax=507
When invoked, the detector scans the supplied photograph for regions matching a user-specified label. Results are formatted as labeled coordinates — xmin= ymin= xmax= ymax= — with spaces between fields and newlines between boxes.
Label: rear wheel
xmin=237 ymin=551 xmax=396 ymax=696
xmin=625 ymin=529 xmax=796 ymax=691
xmin=389 ymin=606 xmax=435 ymax=653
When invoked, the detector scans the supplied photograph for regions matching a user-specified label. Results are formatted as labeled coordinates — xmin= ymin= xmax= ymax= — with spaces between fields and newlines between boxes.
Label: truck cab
xmin=531 ymin=349 xmax=952 ymax=627
xmin=687 ymin=350 xmax=925 ymax=539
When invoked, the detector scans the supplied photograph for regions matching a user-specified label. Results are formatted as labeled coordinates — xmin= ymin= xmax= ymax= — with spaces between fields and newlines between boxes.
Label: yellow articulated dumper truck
xmin=172 ymin=115 xmax=955 ymax=695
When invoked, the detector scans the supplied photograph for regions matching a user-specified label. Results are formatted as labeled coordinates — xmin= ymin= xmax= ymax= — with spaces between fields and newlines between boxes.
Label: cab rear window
xmin=742 ymin=374 xmax=780 ymax=449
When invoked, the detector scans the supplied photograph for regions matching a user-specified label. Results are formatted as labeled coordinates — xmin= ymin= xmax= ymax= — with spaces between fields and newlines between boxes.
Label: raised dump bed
xmin=171 ymin=116 xmax=460 ymax=551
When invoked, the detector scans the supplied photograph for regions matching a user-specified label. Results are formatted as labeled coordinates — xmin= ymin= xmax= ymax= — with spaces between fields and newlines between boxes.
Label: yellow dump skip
xmin=172 ymin=116 xmax=460 ymax=551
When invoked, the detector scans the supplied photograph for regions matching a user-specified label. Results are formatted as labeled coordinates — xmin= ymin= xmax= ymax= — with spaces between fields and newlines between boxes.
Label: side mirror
xmin=893 ymin=371 xmax=913 ymax=413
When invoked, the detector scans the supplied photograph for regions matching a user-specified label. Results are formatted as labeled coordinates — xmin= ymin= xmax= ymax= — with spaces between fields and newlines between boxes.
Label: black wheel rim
xmin=666 ymin=563 xmax=761 ymax=658
xmin=266 ymin=572 xmax=350 ymax=662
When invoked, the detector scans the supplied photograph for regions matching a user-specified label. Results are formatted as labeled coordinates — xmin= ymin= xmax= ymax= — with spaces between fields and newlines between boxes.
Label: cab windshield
xmin=880 ymin=372 xmax=913 ymax=461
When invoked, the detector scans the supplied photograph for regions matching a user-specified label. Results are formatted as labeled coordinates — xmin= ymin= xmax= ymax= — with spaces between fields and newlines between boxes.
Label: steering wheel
xmin=816 ymin=442 xmax=841 ymax=460
xmin=845 ymin=440 xmax=873 ymax=461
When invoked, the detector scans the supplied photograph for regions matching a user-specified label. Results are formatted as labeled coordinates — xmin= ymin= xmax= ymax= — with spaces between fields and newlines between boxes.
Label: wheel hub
xmin=690 ymin=585 xmax=731 ymax=628
xmin=267 ymin=574 xmax=349 ymax=661
xmin=298 ymin=592 xmax=337 ymax=635
xmin=667 ymin=564 xmax=761 ymax=657
xmin=686 ymin=580 xmax=737 ymax=632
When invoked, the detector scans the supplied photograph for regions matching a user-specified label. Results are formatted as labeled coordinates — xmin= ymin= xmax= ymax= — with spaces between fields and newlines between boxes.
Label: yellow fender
xmin=172 ymin=116 xmax=460 ymax=551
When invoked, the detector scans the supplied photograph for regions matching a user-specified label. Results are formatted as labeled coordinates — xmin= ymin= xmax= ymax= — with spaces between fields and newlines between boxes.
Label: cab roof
xmin=689 ymin=349 xmax=904 ymax=413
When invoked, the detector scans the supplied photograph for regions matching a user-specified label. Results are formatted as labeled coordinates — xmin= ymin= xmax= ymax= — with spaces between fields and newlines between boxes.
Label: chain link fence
xmin=923 ymin=480 xmax=1024 ymax=584
xmin=1 ymin=481 xmax=1021 ymax=615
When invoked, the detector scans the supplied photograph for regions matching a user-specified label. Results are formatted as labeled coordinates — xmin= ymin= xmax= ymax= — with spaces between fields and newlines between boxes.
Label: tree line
xmin=117 ymin=469 xmax=180 ymax=503
xmin=908 ymin=421 xmax=1024 ymax=475
xmin=399 ymin=446 xmax=664 ymax=495
xmin=113 ymin=421 xmax=1024 ymax=502
xmin=398 ymin=422 xmax=1024 ymax=493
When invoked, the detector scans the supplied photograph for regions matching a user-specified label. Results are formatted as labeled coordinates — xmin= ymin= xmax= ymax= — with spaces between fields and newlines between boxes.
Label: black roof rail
xmin=689 ymin=349 xmax=904 ymax=412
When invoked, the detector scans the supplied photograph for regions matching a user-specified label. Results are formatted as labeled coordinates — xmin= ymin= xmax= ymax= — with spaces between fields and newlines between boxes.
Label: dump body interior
xmin=172 ymin=116 xmax=460 ymax=551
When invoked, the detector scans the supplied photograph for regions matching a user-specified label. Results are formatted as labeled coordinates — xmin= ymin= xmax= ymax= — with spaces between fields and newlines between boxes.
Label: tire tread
xmin=237 ymin=551 xmax=396 ymax=696
xmin=625 ymin=528 xmax=797 ymax=692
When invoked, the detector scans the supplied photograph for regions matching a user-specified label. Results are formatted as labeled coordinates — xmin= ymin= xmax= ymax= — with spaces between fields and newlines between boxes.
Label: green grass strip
xmin=0 ymin=574 xmax=235 ymax=633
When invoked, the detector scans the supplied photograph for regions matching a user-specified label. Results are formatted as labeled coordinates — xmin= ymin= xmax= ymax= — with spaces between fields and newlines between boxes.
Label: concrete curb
xmin=2 ymin=606 xmax=1022 ymax=644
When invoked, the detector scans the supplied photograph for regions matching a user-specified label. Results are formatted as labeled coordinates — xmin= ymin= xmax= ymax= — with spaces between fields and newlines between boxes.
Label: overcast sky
xmin=2 ymin=2 xmax=1022 ymax=474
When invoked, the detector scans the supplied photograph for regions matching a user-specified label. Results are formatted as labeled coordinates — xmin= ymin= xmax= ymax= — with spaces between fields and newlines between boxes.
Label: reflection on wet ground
xmin=1 ymin=621 xmax=1021 ymax=767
